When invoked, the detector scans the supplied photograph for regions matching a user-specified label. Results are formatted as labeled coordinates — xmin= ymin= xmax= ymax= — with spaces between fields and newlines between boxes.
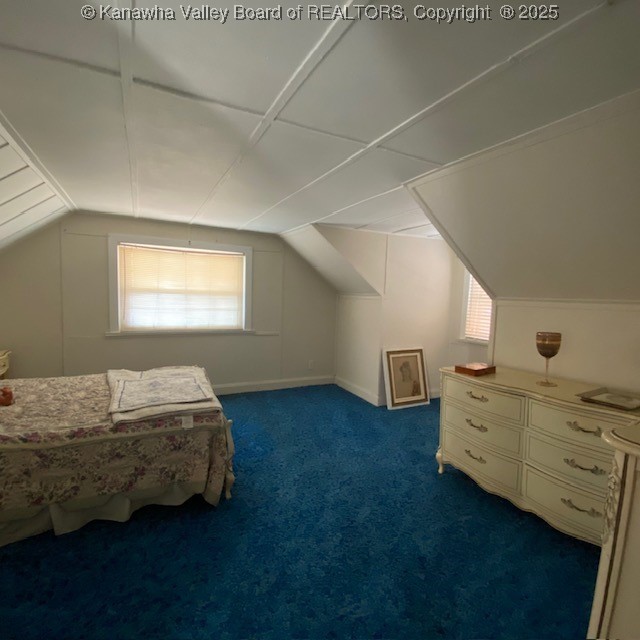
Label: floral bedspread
xmin=0 ymin=374 xmax=223 ymax=449
xmin=0 ymin=374 xmax=232 ymax=514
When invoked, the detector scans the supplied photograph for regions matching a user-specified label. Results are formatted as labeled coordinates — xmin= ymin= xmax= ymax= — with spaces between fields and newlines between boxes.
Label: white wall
xmin=493 ymin=300 xmax=640 ymax=391
xmin=335 ymin=295 xmax=384 ymax=406
xmin=1 ymin=212 xmax=493 ymax=403
xmin=0 ymin=212 xmax=337 ymax=393
xmin=381 ymin=235 xmax=455 ymax=399
xmin=0 ymin=221 xmax=63 ymax=377
xmin=328 ymin=227 xmax=478 ymax=405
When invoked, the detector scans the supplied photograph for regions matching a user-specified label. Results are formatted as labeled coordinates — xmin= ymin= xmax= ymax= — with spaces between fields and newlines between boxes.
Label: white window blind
xmin=464 ymin=274 xmax=492 ymax=342
xmin=117 ymin=243 xmax=246 ymax=331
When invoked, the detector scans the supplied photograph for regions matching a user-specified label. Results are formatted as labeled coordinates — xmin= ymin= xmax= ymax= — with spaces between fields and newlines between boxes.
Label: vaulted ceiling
xmin=0 ymin=0 xmax=638 ymax=249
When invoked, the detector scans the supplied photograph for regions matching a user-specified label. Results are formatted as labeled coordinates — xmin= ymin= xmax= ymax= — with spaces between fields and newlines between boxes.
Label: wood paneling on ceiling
xmin=0 ymin=122 xmax=68 ymax=249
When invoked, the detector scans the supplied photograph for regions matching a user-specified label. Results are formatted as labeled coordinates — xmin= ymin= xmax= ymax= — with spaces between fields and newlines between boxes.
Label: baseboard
xmin=214 ymin=375 xmax=335 ymax=396
xmin=334 ymin=377 xmax=385 ymax=407
xmin=215 ymin=374 xmax=438 ymax=403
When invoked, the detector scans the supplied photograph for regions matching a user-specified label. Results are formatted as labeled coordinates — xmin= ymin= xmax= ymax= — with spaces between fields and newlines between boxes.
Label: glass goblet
xmin=536 ymin=332 xmax=561 ymax=387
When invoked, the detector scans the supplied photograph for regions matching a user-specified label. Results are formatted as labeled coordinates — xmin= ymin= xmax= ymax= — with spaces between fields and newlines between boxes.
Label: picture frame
xmin=578 ymin=387 xmax=640 ymax=411
xmin=382 ymin=348 xmax=429 ymax=409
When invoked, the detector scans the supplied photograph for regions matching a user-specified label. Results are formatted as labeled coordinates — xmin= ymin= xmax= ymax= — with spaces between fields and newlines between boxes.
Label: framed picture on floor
xmin=382 ymin=348 xmax=429 ymax=409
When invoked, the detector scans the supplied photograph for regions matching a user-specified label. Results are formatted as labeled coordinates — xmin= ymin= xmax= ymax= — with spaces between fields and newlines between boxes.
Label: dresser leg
xmin=436 ymin=447 xmax=444 ymax=474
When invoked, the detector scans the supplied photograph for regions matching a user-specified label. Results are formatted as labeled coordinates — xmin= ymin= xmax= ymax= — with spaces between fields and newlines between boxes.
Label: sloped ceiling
xmin=0 ymin=123 xmax=69 ymax=249
xmin=0 ymin=0 xmax=639 ymax=249
xmin=282 ymin=224 xmax=379 ymax=295
xmin=407 ymin=89 xmax=640 ymax=301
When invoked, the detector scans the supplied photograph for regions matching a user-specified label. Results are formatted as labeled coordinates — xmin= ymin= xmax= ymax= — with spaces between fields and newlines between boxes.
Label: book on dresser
xmin=437 ymin=366 xmax=640 ymax=545
xmin=454 ymin=362 xmax=496 ymax=376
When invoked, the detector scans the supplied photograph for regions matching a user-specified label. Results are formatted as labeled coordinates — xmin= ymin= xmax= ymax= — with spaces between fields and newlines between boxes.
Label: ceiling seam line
xmin=0 ymin=41 xmax=370 ymax=137
xmin=280 ymin=185 xmax=428 ymax=232
xmin=0 ymin=181 xmax=48 ymax=209
xmin=188 ymin=1 xmax=357 ymax=225
xmin=392 ymin=222 xmax=436 ymax=234
xmin=316 ymin=195 xmax=425 ymax=224
xmin=0 ymin=42 xmax=121 ymax=78
xmin=0 ymin=206 xmax=66 ymax=246
xmin=377 ymin=145 xmax=443 ymax=165
xmin=4 ymin=37 xmax=447 ymax=170
xmin=338 ymin=207 xmax=429 ymax=229
xmin=0 ymin=42 xmax=269 ymax=119
xmin=133 ymin=78 xmax=266 ymax=117
xmin=0 ymin=165 xmax=40 ymax=185
xmin=0 ymin=195 xmax=58 ymax=228
xmin=314 ymin=203 xmax=424 ymax=228
xmin=278 ymin=207 xmax=435 ymax=235
xmin=274 ymin=116 xmax=370 ymax=146
xmin=409 ymin=88 xmax=640 ymax=186
xmin=327 ymin=185 xmax=404 ymax=213
xmin=115 ymin=0 xmax=139 ymax=216
xmin=0 ymin=113 xmax=76 ymax=210
xmin=238 ymin=0 xmax=610 ymax=229
xmin=137 ymin=80 xmax=439 ymax=163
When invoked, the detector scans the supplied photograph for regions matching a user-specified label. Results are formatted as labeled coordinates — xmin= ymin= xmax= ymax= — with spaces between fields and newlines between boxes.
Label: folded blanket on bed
xmin=107 ymin=366 xmax=222 ymax=423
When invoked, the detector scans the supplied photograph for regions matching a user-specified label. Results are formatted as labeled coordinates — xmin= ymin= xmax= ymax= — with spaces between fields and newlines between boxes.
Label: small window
xmin=109 ymin=236 xmax=252 ymax=333
xmin=463 ymin=273 xmax=492 ymax=342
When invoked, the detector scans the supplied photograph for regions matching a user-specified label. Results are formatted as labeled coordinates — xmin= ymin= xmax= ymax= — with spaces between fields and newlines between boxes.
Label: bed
xmin=0 ymin=366 xmax=234 ymax=547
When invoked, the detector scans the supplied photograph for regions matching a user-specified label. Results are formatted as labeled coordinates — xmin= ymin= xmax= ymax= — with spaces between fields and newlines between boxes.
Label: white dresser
xmin=438 ymin=367 xmax=640 ymax=545
xmin=589 ymin=424 xmax=640 ymax=639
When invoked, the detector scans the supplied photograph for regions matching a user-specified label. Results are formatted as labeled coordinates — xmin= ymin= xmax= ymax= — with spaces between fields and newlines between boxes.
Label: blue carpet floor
xmin=0 ymin=385 xmax=599 ymax=639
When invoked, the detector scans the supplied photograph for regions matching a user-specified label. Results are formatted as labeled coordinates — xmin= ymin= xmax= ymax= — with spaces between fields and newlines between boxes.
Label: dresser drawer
xmin=443 ymin=429 xmax=521 ymax=493
xmin=526 ymin=433 xmax=611 ymax=493
xmin=529 ymin=400 xmax=621 ymax=452
xmin=444 ymin=376 xmax=525 ymax=424
xmin=524 ymin=466 xmax=604 ymax=540
xmin=443 ymin=403 xmax=522 ymax=455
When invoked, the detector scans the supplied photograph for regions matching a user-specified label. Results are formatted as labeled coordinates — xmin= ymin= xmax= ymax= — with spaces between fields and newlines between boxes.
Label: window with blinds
xmin=115 ymin=242 xmax=249 ymax=332
xmin=463 ymin=273 xmax=492 ymax=342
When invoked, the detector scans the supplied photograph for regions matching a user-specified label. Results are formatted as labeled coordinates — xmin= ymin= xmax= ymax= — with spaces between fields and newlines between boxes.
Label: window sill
xmin=454 ymin=337 xmax=489 ymax=346
xmin=105 ymin=329 xmax=275 ymax=338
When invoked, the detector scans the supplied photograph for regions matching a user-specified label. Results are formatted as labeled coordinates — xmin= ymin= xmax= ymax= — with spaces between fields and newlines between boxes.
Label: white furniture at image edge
xmin=588 ymin=423 xmax=640 ymax=640
xmin=437 ymin=366 xmax=640 ymax=545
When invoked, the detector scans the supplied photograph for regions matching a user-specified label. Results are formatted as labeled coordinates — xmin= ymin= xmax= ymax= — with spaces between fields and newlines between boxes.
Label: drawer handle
xmin=465 ymin=418 xmax=488 ymax=433
xmin=563 ymin=458 xmax=607 ymax=476
xmin=566 ymin=420 xmax=602 ymax=438
xmin=560 ymin=497 xmax=602 ymax=519
xmin=466 ymin=391 xmax=489 ymax=403
xmin=465 ymin=449 xmax=486 ymax=464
